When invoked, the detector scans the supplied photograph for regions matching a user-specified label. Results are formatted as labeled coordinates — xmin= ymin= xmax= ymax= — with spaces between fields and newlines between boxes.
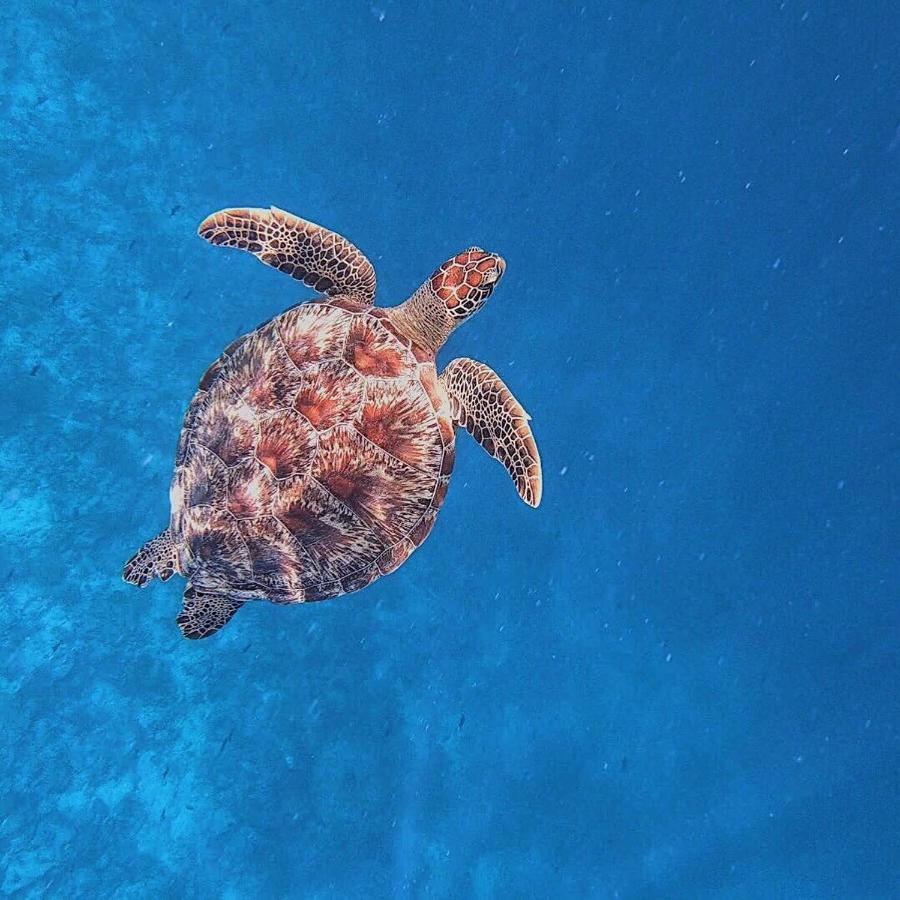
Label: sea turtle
xmin=123 ymin=207 xmax=542 ymax=639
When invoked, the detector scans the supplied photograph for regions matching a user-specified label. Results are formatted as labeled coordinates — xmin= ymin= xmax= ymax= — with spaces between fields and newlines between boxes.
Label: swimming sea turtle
xmin=123 ymin=207 xmax=542 ymax=639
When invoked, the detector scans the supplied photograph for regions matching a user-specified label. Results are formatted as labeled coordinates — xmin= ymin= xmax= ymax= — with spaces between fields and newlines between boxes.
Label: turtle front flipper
xmin=176 ymin=585 xmax=244 ymax=640
xmin=198 ymin=207 xmax=376 ymax=305
xmin=123 ymin=528 xmax=179 ymax=587
xmin=441 ymin=358 xmax=543 ymax=508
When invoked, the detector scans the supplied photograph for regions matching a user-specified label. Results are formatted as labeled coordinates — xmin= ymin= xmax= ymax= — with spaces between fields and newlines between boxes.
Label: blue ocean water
xmin=2 ymin=0 xmax=898 ymax=896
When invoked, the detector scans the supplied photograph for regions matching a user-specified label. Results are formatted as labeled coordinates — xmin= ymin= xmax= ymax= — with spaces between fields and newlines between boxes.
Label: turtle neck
xmin=386 ymin=283 xmax=457 ymax=357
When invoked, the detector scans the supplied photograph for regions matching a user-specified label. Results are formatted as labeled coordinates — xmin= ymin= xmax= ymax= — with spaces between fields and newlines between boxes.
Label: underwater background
xmin=2 ymin=1 xmax=898 ymax=897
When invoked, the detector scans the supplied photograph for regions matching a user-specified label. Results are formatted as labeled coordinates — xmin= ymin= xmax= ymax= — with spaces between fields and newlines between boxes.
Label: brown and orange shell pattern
xmin=170 ymin=298 xmax=454 ymax=604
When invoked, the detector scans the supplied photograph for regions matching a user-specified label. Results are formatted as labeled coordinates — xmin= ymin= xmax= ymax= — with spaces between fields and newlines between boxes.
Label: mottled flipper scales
xmin=198 ymin=207 xmax=376 ymax=304
xmin=123 ymin=529 xmax=178 ymax=587
xmin=176 ymin=585 xmax=244 ymax=640
xmin=440 ymin=358 xmax=542 ymax=507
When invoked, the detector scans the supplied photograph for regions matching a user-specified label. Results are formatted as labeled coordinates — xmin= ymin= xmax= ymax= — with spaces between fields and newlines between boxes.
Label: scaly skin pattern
xmin=441 ymin=358 xmax=542 ymax=507
xmin=122 ymin=529 xmax=178 ymax=586
xmin=169 ymin=297 xmax=454 ymax=604
xmin=198 ymin=207 xmax=377 ymax=304
xmin=431 ymin=248 xmax=505 ymax=319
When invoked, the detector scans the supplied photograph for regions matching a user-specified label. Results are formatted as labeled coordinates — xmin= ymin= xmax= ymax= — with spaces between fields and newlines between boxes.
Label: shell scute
xmin=325 ymin=295 xmax=369 ymax=313
xmin=185 ymin=445 xmax=228 ymax=508
xmin=418 ymin=365 xmax=445 ymax=412
xmin=311 ymin=426 xmax=434 ymax=545
xmin=220 ymin=324 xmax=297 ymax=412
xmin=312 ymin=580 xmax=344 ymax=602
xmin=182 ymin=508 xmax=254 ymax=586
xmin=274 ymin=476 xmax=386 ymax=583
xmin=236 ymin=517 xmax=310 ymax=600
xmin=440 ymin=444 xmax=456 ymax=476
xmin=377 ymin=540 xmax=415 ymax=576
xmin=409 ymin=509 xmax=438 ymax=547
xmin=293 ymin=359 xmax=364 ymax=430
xmin=432 ymin=476 xmax=450 ymax=508
xmin=344 ymin=316 xmax=410 ymax=378
xmin=341 ymin=564 xmax=379 ymax=594
xmin=366 ymin=307 xmax=413 ymax=346
xmin=277 ymin=302 xmax=349 ymax=367
xmin=170 ymin=444 xmax=227 ymax=545
xmin=175 ymin=390 xmax=211 ymax=466
xmin=198 ymin=358 xmax=226 ymax=392
xmin=192 ymin=386 xmax=257 ymax=466
xmin=357 ymin=377 xmax=443 ymax=472
xmin=256 ymin=408 xmax=316 ymax=479
xmin=226 ymin=457 xmax=277 ymax=519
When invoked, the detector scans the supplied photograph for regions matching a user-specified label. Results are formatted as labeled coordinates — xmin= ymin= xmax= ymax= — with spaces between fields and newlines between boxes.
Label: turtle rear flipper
xmin=177 ymin=586 xmax=243 ymax=640
xmin=123 ymin=528 xmax=178 ymax=587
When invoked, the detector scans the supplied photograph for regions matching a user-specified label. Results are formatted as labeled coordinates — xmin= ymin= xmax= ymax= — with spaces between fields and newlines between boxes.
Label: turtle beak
xmin=485 ymin=254 xmax=506 ymax=285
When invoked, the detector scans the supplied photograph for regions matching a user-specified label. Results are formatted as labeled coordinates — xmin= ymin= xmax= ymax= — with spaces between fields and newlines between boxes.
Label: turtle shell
xmin=169 ymin=297 xmax=455 ymax=603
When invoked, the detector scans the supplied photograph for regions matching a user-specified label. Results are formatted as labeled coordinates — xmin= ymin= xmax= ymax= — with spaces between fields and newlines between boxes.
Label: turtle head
xmin=429 ymin=247 xmax=506 ymax=320
xmin=388 ymin=246 xmax=506 ymax=355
